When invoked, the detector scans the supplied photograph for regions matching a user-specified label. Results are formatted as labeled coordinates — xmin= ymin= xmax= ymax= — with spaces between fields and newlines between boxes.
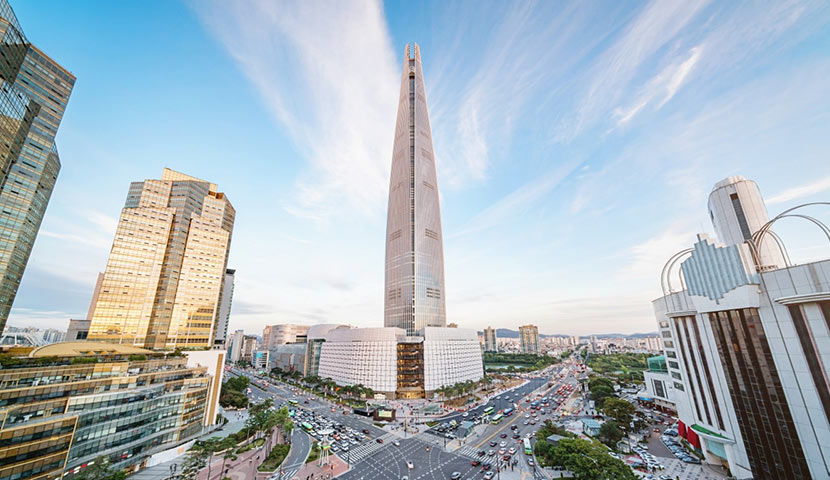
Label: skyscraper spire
xmin=384 ymin=43 xmax=446 ymax=336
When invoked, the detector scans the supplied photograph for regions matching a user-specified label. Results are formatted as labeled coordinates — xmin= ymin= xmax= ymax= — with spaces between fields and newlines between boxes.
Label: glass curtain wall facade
xmin=384 ymin=43 xmax=446 ymax=336
xmin=0 ymin=348 xmax=210 ymax=480
xmin=0 ymin=0 xmax=75 ymax=335
xmin=88 ymin=168 xmax=235 ymax=349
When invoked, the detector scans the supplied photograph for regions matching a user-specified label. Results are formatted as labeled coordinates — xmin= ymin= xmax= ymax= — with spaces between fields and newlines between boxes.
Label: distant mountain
xmin=477 ymin=329 xmax=658 ymax=338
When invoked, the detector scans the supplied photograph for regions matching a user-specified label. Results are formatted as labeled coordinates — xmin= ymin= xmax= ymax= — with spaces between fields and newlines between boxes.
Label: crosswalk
xmin=338 ymin=433 xmax=395 ymax=464
xmin=453 ymin=445 xmax=481 ymax=459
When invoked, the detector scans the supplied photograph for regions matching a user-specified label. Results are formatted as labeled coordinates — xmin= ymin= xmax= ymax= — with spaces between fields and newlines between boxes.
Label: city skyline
xmin=5 ymin=1 xmax=830 ymax=336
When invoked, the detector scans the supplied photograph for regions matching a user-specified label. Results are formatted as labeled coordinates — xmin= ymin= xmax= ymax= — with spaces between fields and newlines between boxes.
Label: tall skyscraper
xmin=0 ymin=0 xmax=75 ymax=334
xmin=88 ymin=168 xmax=235 ymax=349
xmin=384 ymin=43 xmax=446 ymax=336
xmin=484 ymin=326 xmax=498 ymax=352
xmin=519 ymin=325 xmax=539 ymax=355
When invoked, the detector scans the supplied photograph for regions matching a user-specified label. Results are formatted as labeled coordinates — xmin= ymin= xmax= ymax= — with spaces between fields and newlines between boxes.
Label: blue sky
xmin=8 ymin=0 xmax=830 ymax=335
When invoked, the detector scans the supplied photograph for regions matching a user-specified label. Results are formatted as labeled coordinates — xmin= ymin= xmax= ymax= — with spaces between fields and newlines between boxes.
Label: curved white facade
xmin=423 ymin=327 xmax=484 ymax=392
xmin=317 ymin=328 xmax=402 ymax=394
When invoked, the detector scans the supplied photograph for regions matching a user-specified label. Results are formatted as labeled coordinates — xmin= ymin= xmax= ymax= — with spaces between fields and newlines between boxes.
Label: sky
xmin=7 ymin=0 xmax=830 ymax=336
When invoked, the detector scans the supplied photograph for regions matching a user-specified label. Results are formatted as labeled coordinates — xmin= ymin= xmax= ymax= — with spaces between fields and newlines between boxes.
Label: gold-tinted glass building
xmin=88 ymin=168 xmax=235 ymax=349
xmin=0 ymin=342 xmax=211 ymax=480
xmin=0 ymin=0 xmax=75 ymax=335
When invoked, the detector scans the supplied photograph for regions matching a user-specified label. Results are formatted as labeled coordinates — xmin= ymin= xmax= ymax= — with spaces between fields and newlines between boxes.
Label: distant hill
xmin=477 ymin=329 xmax=658 ymax=338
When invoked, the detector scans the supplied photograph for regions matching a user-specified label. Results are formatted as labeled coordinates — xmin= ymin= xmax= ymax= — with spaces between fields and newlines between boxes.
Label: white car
xmin=407 ymin=461 xmax=414 ymax=469
xmin=393 ymin=440 xmax=401 ymax=446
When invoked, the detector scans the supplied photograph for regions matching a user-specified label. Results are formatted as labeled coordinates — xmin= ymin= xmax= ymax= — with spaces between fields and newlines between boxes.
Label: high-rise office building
xmin=213 ymin=268 xmax=235 ymax=349
xmin=653 ymin=176 xmax=830 ymax=479
xmin=519 ymin=325 xmax=539 ymax=355
xmin=241 ymin=335 xmax=258 ymax=363
xmin=483 ymin=326 xmax=498 ymax=352
xmin=87 ymin=168 xmax=235 ymax=349
xmin=383 ymin=43 xmax=446 ymax=336
xmin=0 ymin=0 xmax=75 ymax=335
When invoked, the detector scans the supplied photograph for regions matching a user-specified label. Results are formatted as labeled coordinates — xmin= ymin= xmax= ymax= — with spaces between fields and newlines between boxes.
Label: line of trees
xmin=434 ymin=376 xmax=493 ymax=399
xmin=269 ymin=368 xmax=376 ymax=402
xmin=219 ymin=375 xmax=249 ymax=409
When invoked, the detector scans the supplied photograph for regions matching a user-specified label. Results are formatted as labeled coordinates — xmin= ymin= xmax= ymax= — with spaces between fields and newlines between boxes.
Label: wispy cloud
xmin=614 ymin=45 xmax=703 ymax=127
xmin=191 ymin=0 xmax=399 ymax=221
xmin=767 ymin=177 xmax=830 ymax=205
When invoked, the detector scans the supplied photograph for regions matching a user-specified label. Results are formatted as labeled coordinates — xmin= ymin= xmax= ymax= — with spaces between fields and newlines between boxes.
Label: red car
xmin=471 ymin=460 xmax=480 ymax=466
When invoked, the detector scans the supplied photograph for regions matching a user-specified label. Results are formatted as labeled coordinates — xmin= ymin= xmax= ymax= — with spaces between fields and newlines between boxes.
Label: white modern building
xmin=228 ymin=329 xmax=244 ymax=363
xmin=653 ymin=176 xmax=830 ymax=480
xmin=317 ymin=326 xmax=483 ymax=399
xmin=213 ymin=268 xmax=235 ymax=349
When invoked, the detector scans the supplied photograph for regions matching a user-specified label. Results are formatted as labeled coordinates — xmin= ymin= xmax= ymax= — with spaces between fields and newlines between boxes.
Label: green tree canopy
xmin=602 ymin=398 xmax=635 ymax=426
xmin=549 ymin=438 xmax=637 ymax=480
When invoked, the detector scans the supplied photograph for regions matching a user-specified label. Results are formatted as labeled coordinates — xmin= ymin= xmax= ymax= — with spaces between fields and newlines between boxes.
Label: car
xmin=499 ymin=441 xmax=507 ymax=447
xmin=393 ymin=440 xmax=400 ymax=446
xmin=471 ymin=460 xmax=481 ymax=466
xmin=660 ymin=475 xmax=673 ymax=480
xmin=487 ymin=450 xmax=495 ymax=456
xmin=401 ymin=477 xmax=408 ymax=480
xmin=510 ymin=425 xmax=518 ymax=430
xmin=489 ymin=441 xmax=497 ymax=447
xmin=483 ymin=472 xmax=495 ymax=479
xmin=462 ymin=412 xmax=469 ymax=418
xmin=482 ymin=463 xmax=491 ymax=470
xmin=451 ymin=472 xmax=461 ymax=479
xmin=500 ymin=433 xmax=507 ymax=438
xmin=376 ymin=438 xmax=384 ymax=444
xmin=527 ymin=458 xmax=535 ymax=466
xmin=477 ymin=450 xmax=485 ymax=456
xmin=362 ymin=429 xmax=370 ymax=434
xmin=407 ymin=461 xmax=414 ymax=469
xmin=512 ymin=433 xmax=520 ymax=439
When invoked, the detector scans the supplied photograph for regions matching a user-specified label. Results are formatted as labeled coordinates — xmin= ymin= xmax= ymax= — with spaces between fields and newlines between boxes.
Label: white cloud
xmin=619 ymin=224 xmax=697 ymax=282
xmin=767 ymin=177 xmax=830 ymax=205
xmin=191 ymin=0 xmax=399 ymax=221
xmin=614 ymin=45 xmax=703 ymax=127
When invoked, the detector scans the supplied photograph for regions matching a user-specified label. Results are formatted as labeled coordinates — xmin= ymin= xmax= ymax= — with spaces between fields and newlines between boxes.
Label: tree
xmin=547 ymin=438 xmax=637 ymax=480
xmin=603 ymin=398 xmax=635 ymax=426
xmin=73 ymin=457 xmax=126 ymax=480
xmin=598 ymin=421 xmax=624 ymax=448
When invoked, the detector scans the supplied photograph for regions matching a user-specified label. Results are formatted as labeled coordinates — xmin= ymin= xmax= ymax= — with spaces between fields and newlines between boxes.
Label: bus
xmin=301 ymin=422 xmax=313 ymax=432
xmin=503 ymin=408 xmax=514 ymax=417
xmin=491 ymin=414 xmax=504 ymax=424
xmin=483 ymin=406 xmax=495 ymax=416
xmin=523 ymin=438 xmax=532 ymax=455
xmin=288 ymin=399 xmax=299 ymax=405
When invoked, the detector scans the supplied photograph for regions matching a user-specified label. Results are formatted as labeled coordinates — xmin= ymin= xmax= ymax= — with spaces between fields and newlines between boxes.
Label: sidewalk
xmin=290 ymin=452 xmax=349 ymax=480
xmin=130 ymin=410 xmax=250 ymax=480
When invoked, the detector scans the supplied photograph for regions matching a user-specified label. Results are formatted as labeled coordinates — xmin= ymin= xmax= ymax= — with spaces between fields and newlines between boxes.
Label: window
xmin=674 ymin=382 xmax=684 ymax=391
xmin=663 ymin=340 xmax=674 ymax=348
xmin=668 ymin=361 xmax=679 ymax=369
xmin=671 ymin=372 xmax=682 ymax=380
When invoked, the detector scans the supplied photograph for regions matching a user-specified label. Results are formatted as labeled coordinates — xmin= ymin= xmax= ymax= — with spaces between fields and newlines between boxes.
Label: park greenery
xmin=267 ymin=368 xmax=376 ymax=406
xmin=538 ymin=437 xmax=638 ymax=480
xmin=258 ymin=444 xmax=290 ymax=472
xmin=598 ymin=420 xmax=624 ymax=448
xmin=587 ymin=375 xmax=616 ymax=409
xmin=220 ymin=375 xmax=250 ymax=409
xmin=584 ymin=353 xmax=649 ymax=382
xmin=483 ymin=352 xmax=560 ymax=372
xmin=184 ymin=400 xmax=294 ymax=479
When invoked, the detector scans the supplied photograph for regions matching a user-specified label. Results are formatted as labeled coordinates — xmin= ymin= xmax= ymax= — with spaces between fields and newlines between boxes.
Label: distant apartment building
xmin=252 ymin=349 xmax=269 ymax=370
xmin=262 ymin=324 xmax=309 ymax=350
xmin=0 ymin=0 xmax=75 ymax=335
xmin=228 ymin=329 xmax=244 ymax=363
xmin=213 ymin=268 xmax=235 ymax=349
xmin=652 ymin=175 xmax=830 ymax=479
xmin=483 ymin=326 xmax=498 ymax=352
xmin=241 ymin=335 xmax=258 ymax=363
xmin=87 ymin=168 xmax=235 ymax=350
xmin=519 ymin=325 xmax=539 ymax=355
xmin=0 ymin=342 xmax=222 ymax=479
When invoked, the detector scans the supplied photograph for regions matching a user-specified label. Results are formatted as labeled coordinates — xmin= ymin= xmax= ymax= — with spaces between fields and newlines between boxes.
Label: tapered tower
xmin=384 ymin=44 xmax=446 ymax=336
